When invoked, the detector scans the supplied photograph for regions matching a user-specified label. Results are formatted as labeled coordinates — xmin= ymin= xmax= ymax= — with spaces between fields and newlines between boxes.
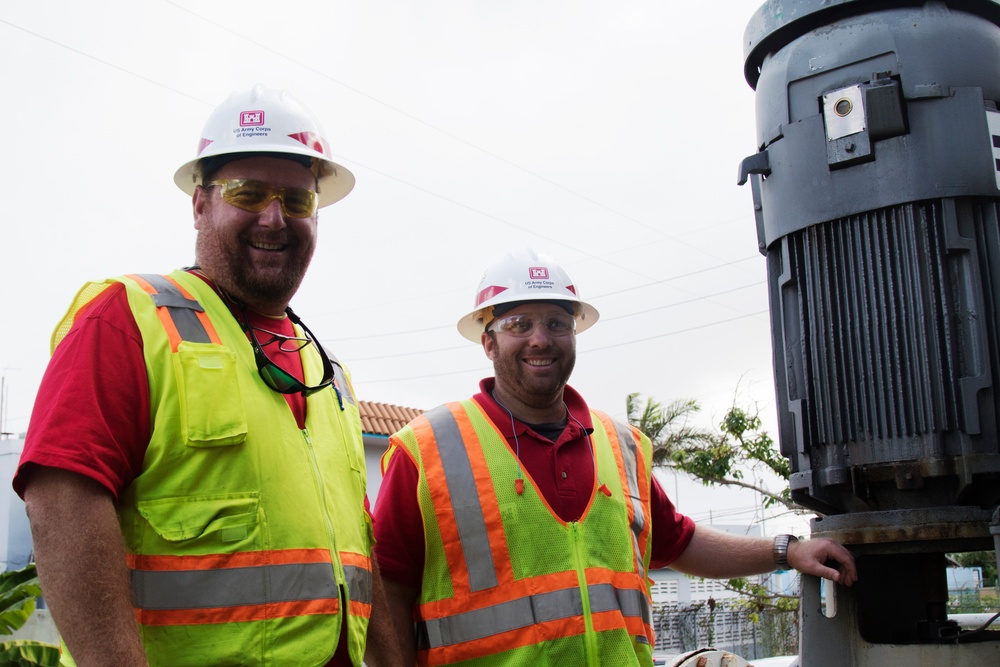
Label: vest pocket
xmin=175 ymin=342 xmax=248 ymax=447
xmin=136 ymin=493 xmax=261 ymax=546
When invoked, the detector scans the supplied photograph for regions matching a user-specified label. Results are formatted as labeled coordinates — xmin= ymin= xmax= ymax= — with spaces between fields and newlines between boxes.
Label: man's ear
xmin=192 ymin=186 xmax=207 ymax=229
xmin=482 ymin=332 xmax=495 ymax=361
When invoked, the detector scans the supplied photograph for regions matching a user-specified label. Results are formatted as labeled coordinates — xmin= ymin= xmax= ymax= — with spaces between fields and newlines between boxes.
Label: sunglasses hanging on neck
xmin=234 ymin=299 xmax=338 ymax=400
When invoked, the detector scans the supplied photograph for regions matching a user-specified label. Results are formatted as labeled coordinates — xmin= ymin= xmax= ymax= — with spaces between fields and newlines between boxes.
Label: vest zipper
xmin=571 ymin=521 xmax=600 ymax=666
xmin=302 ymin=428 xmax=345 ymax=592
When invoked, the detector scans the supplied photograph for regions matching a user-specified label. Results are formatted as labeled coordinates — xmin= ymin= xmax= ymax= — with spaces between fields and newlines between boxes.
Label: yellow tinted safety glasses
xmin=207 ymin=179 xmax=318 ymax=218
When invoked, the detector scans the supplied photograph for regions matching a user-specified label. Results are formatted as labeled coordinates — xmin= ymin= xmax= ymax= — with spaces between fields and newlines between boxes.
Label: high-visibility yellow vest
xmin=54 ymin=271 xmax=374 ymax=667
xmin=386 ymin=399 xmax=655 ymax=667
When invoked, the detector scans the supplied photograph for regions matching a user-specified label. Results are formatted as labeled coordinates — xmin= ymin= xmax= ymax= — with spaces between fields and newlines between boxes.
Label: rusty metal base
xmin=799 ymin=573 xmax=1000 ymax=666
xmin=800 ymin=508 xmax=1000 ymax=665
xmin=810 ymin=506 xmax=995 ymax=554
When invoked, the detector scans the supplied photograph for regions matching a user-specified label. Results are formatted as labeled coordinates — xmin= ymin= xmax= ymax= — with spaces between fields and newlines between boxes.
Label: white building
xmin=649 ymin=523 xmax=766 ymax=604
xmin=0 ymin=434 xmax=31 ymax=571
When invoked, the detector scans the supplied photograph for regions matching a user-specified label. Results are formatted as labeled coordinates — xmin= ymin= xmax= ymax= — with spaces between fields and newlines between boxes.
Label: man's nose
xmin=257 ymin=198 xmax=287 ymax=230
xmin=526 ymin=322 xmax=555 ymax=345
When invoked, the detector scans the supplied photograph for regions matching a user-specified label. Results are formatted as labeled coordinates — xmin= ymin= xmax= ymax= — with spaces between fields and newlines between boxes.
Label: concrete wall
xmin=3 ymin=609 xmax=58 ymax=645
xmin=0 ymin=437 xmax=31 ymax=571
xmin=363 ymin=434 xmax=390 ymax=508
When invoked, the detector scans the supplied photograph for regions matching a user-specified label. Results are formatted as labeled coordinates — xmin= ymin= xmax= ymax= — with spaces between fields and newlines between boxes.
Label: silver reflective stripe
xmin=137 ymin=274 xmax=211 ymax=344
xmin=425 ymin=405 xmax=498 ymax=592
xmin=345 ymin=564 xmax=372 ymax=605
xmin=131 ymin=561 xmax=337 ymax=610
xmin=421 ymin=587 xmax=582 ymax=649
xmin=588 ymin=583 xmax=647 ymax=621
xmin=611 ymin=419 xmax=648 ymax=584
xmin=615 ymin=586 xmax=647 ymax=622
xmin=588 ymin=582 xmax=619 ymax=613
xmin=420 ymin=583 xmax=647 ymax=649
xmin=597 ymin=420 xmax=653 ymax=628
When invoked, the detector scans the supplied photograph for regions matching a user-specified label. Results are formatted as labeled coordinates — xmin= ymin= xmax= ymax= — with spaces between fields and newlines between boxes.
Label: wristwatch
xmin=773 ymin=534 xmax=798 ymax=570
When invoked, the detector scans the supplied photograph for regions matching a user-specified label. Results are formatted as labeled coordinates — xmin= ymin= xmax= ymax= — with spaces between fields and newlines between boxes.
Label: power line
xmin=357 ymin=309 xmax=769 ymax=384
xmin=69 ymin=7 xmax=674 ymax=286
xmin=161 ymin=0 xmax=760 ymax=289
xmin=339 ymin=281 xmax=765 ymax=360
xmin=601 ymin=281 xmax=764 ymax=322
xmin=1 ymin=9 xmax=773 ymax=397
xmin=358 ymin=363 xmax=489 ymax=385
xmin=0 ymin=11 xmax=762 ymax=325
xmin=582 ymin=310 xmax=767 ymax=353
xmin=0 ymin=18 xmax=212 ymax=107
xmin=326 ymin=259 xmax=763 ymax=342
xmin=594 ymin=257 xmax=760 ymax=300
xmin=163 ymin=0 xmax=734 ymax=258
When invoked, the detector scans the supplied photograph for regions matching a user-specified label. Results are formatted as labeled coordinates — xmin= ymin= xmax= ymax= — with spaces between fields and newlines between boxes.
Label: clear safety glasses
xmin=487 ymin=312 xmax=577 ymax=338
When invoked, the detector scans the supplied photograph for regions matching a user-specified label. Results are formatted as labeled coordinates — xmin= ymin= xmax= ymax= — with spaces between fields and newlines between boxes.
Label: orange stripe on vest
xmin=136 ymin=597 xmax=340 ymax=626
xmin=126 ymin=548 xmax=333 ymax=571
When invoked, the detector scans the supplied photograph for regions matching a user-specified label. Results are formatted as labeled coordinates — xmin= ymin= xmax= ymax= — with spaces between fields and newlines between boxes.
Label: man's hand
xmin=787 ymin=537 xmax=858 ymax=586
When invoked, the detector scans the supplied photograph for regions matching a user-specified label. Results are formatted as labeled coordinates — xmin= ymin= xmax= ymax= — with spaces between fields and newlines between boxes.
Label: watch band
xmin=773 ymin=534 xmax=798 ymax=570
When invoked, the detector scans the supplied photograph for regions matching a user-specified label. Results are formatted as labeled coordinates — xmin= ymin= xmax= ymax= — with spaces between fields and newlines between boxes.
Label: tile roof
xmin=358 ymin=400 xmax=424 ymax=437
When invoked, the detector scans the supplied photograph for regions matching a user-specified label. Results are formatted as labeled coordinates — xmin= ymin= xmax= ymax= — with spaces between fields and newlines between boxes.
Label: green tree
xmin=0 ymin=564 xmax=60 ymax=667
xmin=628 ymin=391 xmax=805 ymax=650
xmin=626 ymin=393 xmax=794 ymax=510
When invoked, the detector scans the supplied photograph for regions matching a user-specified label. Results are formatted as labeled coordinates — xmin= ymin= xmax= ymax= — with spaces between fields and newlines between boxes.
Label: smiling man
xmin=15 ymin=86 xmax=400 ymax=667
xmin=373 ymin=248 xmax=857 ymax=666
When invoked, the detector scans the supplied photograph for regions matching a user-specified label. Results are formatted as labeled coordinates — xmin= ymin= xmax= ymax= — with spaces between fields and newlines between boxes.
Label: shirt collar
xmin=473 ymin=377 xmax=594 ymax=439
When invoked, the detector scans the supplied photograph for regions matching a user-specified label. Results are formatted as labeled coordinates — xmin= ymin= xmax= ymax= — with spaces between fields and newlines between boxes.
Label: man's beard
xmin=195 ymin=232 xmax=313 ymax=307
xmin=492 ymin=344 xmax=576 ymax=407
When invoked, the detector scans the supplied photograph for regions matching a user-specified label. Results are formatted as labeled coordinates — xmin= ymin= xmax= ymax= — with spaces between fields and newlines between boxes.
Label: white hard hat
xmin=173 ymin=85 xmax=355 ymax=207
xmin=457 ymin=248 xmax=600 ymax=343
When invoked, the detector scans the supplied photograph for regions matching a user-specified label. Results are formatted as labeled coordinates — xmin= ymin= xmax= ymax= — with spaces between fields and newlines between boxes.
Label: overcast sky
xmin=1 ymin=1 xmax=803 ymax=529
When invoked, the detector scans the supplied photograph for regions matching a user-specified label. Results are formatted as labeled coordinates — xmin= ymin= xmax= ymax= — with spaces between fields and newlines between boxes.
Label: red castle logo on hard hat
xmin=529 ymin=267 xmax=549 ymax=280
xmin=240 ymin=110 xmax=265 ymax=127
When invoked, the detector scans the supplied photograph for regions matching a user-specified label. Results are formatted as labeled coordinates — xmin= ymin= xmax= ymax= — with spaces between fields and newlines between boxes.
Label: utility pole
xmin=1 ymin=371 xmax=7 ymax=439
xmin=1 ymin=368 xmax=19 ymax=439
